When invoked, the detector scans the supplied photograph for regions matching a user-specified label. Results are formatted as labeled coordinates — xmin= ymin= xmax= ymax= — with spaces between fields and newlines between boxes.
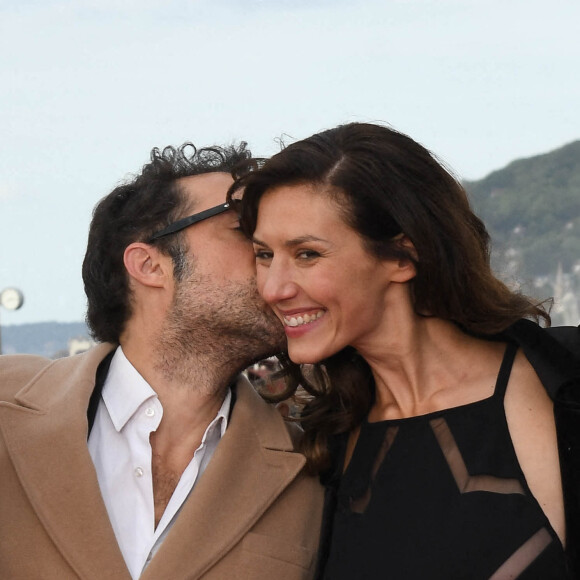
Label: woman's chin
xmin=287 ymin=347 xmax=325 ymax=365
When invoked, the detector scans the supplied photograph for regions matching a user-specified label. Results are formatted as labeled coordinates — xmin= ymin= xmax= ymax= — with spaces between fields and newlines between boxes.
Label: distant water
xmin=1 ymin=321 xmax=91 ymax=357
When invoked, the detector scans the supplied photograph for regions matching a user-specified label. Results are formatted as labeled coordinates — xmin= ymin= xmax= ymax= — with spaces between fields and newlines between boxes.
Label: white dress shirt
xmin=88 ymin=346 xmax=231 ymax=579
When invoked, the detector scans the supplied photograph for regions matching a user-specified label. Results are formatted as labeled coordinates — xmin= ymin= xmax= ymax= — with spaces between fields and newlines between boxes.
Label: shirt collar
xmin=101 ymin=346 xmax=158 ymax=432
xmin=101 ymin=346 xmax=232 ymax=435
xmin=203 ymin=388 xmax=231 ymax=442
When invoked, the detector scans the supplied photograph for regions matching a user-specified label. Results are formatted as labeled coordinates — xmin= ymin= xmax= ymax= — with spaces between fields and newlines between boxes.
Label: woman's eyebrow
xmin=253 ymin=235 xmax=326 ymax=248
xmin=252 ymin=236 xmax=269 ymax=247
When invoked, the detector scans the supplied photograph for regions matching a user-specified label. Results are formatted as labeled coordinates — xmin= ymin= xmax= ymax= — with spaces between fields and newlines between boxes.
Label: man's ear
xmin=123 ymin=242 xmax=169 ymax=288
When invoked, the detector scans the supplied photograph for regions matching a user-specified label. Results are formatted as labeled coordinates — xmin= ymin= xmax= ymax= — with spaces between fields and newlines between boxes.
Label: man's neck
xmin=120 ymin=337 xmax=232 ymax=435
xmin=120 ymin=321 xmax=245 ymax=395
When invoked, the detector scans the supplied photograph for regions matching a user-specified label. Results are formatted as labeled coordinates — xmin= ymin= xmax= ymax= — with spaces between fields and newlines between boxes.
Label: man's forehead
xmin=178 ymin=172 xmax=234 ymax=210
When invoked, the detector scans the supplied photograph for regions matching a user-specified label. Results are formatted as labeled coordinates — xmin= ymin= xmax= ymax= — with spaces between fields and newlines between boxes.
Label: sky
xmin=1 ymin=0 xmax=579 ymax=325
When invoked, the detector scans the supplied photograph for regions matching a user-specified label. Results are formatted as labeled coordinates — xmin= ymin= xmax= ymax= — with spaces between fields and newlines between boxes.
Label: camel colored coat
xmin=0 ymin=344 xmax=324 ymax=579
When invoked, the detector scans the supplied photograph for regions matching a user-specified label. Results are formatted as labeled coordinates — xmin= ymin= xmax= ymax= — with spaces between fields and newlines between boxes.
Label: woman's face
xmin=252 ymin=183 xmax=410 ymax=364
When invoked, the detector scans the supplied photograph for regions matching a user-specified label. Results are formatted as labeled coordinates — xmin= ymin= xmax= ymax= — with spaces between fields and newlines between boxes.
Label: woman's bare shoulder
xmin=504 ymin=349 xmax=565 ymax=544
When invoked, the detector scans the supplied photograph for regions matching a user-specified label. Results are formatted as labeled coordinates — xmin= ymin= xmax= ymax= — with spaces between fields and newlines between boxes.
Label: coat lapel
xmin=0 ymin=344 xmax=131 ymax=579
xmin=142 ymin=378 xmax=306 ymax=579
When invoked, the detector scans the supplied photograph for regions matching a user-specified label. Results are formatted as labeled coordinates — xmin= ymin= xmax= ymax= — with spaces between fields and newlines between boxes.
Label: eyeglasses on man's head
xmin=147 ymin=202 xmax=231 ymax=242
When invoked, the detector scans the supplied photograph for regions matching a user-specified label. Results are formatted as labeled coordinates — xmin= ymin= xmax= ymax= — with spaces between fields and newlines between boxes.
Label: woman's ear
xmin=397 ymin=234 xmax=418 ymax=262
xmin=123 ymin=242 xmax=169 ymax=288
xmin=387 ymin=234 xmax=417 ymax=283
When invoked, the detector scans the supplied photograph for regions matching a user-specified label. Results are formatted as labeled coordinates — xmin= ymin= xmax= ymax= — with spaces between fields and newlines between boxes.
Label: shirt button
xmin=134 ymin=467 xmax=144 ymax=478
xmin=145 ymin=407 xmax=155 ymax=417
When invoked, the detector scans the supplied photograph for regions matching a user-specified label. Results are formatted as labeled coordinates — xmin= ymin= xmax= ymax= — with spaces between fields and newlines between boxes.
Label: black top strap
xmin=493 ymin=342 xmax=519 ymax=400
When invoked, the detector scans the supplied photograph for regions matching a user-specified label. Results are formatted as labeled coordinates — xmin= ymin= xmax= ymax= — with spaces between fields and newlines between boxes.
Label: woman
xmin=228 ymin=123 xmax=578 ymax=579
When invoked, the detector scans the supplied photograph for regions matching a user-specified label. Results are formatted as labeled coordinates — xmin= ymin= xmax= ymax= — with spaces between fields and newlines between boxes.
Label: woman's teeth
xmin=283 ymin=311 xmax=324 ymax=327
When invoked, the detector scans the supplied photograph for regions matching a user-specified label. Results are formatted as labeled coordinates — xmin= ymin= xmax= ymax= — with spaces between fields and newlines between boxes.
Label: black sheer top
xmin=322 ymin=343 xmax=570 ymax=579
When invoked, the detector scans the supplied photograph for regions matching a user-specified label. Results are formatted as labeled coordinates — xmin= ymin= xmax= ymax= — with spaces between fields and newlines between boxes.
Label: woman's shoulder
xmin=504 ymin=347 xmax=552 ymax=408
xmin=503 ymin=348 xmax=566 ymax=543
xmin=501 ymin=320 xmax=580 ymax=399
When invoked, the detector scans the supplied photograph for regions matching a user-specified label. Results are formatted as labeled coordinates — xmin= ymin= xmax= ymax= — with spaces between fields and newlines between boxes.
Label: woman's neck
xmin=361 ymin=316 xmax=505 ymax=421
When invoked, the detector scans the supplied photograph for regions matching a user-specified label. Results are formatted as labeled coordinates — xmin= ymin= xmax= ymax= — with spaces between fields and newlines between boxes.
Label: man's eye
xmin=232 ymin=223 xmax=250 ymax=237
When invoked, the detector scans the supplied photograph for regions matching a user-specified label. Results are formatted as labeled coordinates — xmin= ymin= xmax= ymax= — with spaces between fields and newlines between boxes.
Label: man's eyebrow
xmin=252 ymin=235 xmax=327 ymax=247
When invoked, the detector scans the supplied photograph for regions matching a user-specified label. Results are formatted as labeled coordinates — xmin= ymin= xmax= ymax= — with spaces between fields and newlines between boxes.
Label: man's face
xmin=158 ymin=173 xmax=286 ymax=376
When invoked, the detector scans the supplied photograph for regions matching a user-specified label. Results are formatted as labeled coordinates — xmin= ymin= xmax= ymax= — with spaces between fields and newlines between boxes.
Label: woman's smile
xmin=282 ymin=310 xmax=325 ymax=327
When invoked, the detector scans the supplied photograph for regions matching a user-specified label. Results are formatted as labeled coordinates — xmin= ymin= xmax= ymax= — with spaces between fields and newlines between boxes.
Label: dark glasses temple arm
xmin=147 ymin=202 xmax=230 ymax=242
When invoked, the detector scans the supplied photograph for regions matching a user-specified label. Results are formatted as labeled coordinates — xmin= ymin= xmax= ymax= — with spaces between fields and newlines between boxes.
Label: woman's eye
xmin=254 ymin=249 xmax=273 ymax=260
xmin=297 ymin=250 xmax=320 ymax=260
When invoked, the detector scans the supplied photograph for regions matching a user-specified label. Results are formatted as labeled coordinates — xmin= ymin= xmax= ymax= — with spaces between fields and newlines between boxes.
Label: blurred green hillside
xmin=465 ymin=141 xmax=580 ymax=278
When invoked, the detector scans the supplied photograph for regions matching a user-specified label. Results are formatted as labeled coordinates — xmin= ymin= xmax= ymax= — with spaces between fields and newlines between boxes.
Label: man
xmin=0 ymin=143 xmax=324 ymax=579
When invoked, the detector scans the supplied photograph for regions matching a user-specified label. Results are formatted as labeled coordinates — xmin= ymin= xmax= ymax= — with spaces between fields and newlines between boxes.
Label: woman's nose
xmin=258 ymin=262 xmax=299 ymax=304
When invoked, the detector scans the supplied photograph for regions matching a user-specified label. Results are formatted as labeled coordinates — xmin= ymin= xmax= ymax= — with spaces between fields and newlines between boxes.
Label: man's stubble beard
xmin=154 ymin=268 xmax=286 ymax=392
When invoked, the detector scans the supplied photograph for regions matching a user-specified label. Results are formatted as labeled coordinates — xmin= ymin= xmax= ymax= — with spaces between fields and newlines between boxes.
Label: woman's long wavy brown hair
xmin=228 ymin=122 xmax=550 ymax=475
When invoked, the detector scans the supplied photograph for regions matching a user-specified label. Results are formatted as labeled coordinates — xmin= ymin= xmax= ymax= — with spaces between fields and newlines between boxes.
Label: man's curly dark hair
xmin=82 ymin=142 xmax=251 ymax=344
